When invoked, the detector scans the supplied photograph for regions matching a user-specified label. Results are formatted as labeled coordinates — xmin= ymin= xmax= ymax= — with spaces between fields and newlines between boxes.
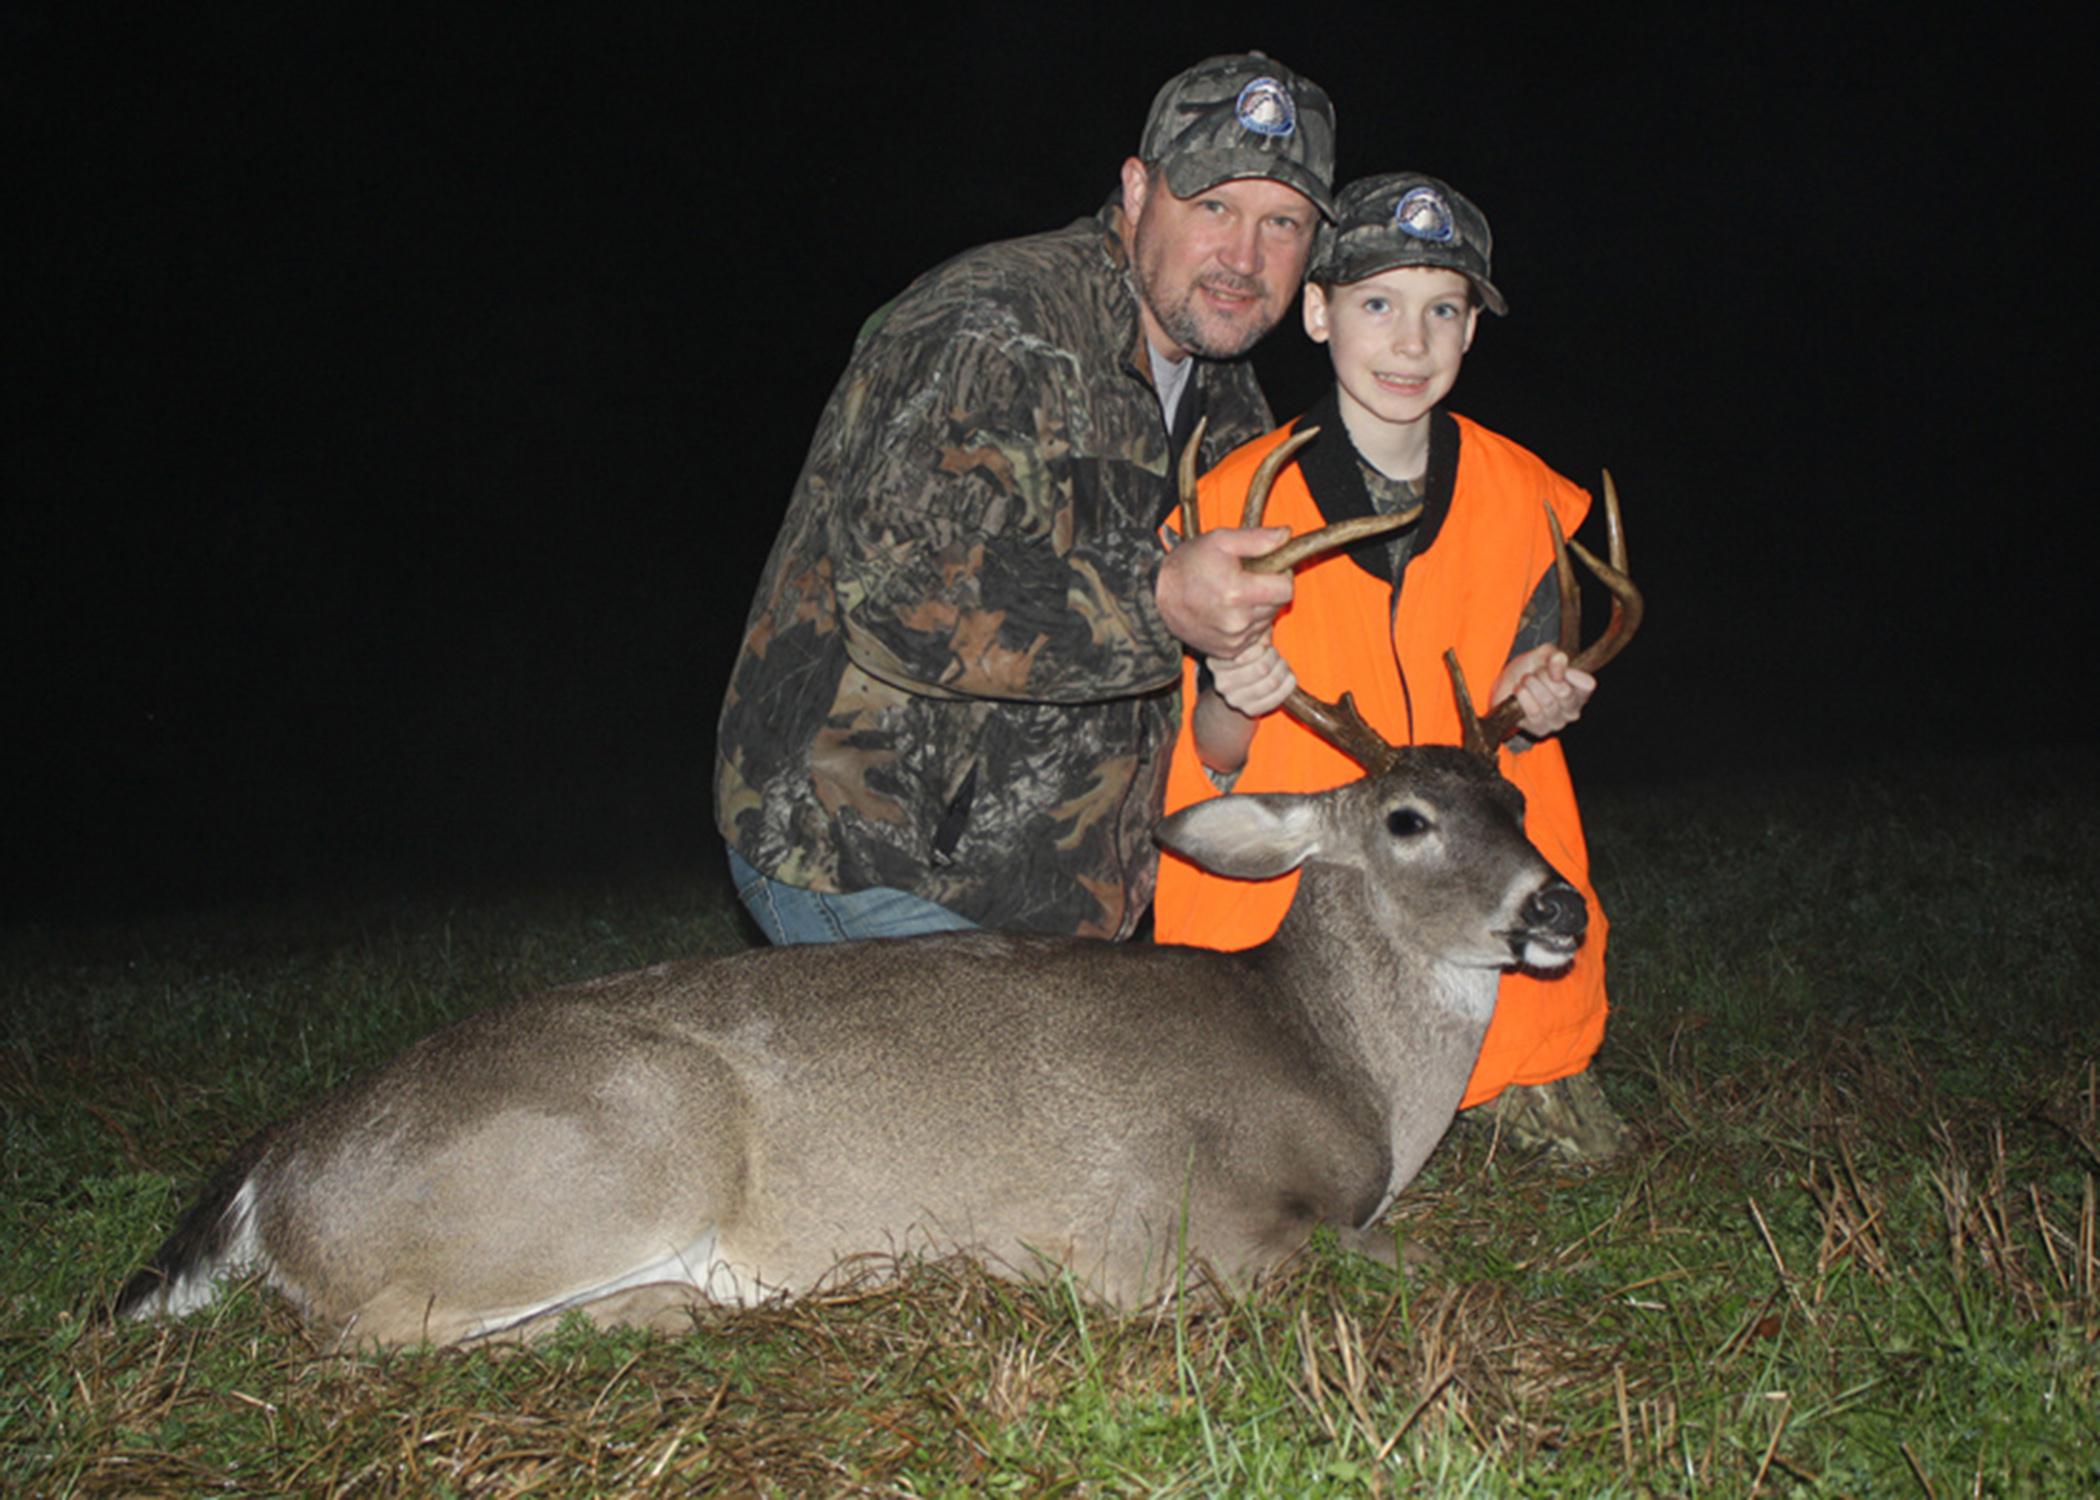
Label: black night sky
xmin=7 ymin=7 xmax=2087 ymax=922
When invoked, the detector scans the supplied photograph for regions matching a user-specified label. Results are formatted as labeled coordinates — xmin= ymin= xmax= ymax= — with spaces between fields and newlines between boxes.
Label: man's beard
xmin=1134 ymin=262 xmax=1273 ymax=361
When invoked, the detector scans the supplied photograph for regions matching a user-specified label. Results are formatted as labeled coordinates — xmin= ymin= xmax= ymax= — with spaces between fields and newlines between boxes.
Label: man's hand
xmin=1205 ymin=636 xmax=1296 ymax=718
xmin=1489 ymin=644 xmax=1596 ymax=740
xmin=1156 ymin=526 xmax=1294 ymax=660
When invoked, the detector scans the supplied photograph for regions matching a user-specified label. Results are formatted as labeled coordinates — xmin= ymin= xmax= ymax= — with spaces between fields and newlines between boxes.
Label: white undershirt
xmin=1148 ymin=342 xmax=1192 ymax=432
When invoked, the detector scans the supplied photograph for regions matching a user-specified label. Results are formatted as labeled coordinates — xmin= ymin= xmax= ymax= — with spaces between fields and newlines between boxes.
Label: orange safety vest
xmin=1154 ymin=412 xmax=1608 ymax=1109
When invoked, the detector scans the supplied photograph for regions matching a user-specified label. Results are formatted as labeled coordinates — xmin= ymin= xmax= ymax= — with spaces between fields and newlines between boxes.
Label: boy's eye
xmin=1431 ymin=302 xmax=1461 ymax=319
xmin=1360 ymin=297 xmax=1389 ymax=314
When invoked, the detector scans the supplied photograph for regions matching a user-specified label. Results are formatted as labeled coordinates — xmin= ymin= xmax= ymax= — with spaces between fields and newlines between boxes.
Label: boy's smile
xmin=1303 ymin=266 xmax=1480 ymax=477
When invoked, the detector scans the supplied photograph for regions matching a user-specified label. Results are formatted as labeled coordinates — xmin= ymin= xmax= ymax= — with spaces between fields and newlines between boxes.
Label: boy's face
xmin=1303 ymin=266 xmax=1480 ymax=431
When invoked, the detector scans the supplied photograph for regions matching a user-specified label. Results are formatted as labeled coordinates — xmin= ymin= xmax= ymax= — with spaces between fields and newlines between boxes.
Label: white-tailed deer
xmin=117 ymin=446 xmax=1639 ymax=1348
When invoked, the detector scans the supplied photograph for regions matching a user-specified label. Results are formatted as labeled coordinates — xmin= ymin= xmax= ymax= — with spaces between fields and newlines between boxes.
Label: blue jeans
xmin=727 ymin=846 xmax=978 ymax=945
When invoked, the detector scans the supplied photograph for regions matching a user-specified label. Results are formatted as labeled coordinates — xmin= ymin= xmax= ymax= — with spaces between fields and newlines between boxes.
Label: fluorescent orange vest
xmin=1154 ymin=414 xmax=1608 ymax=1109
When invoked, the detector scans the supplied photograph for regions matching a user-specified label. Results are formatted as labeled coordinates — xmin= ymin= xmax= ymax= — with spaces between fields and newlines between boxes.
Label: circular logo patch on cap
xmin=1234 ymin=78 xmax=1297 ymax=138
xmin=1393 ymin=186 xmax=1456 ymax=243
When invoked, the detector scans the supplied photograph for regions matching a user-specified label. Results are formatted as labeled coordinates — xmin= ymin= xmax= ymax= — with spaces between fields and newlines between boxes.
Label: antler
xmin=1453 ymin=470 xmax=1644 ymax=757
xmin=1175 ymin=420 xmax=1421 ymax=572
xmin=1176 ymin=425 xmax=1644 ymax=771
xmin=1176 ymin=424 xmax=1420 ymax=773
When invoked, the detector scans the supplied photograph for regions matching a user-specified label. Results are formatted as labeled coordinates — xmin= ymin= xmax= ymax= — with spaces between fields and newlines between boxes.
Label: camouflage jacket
xmin=715 ymin=203 xmax=1273 ymax=938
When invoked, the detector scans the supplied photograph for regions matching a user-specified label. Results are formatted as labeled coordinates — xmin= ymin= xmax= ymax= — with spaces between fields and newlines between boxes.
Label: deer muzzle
xmin=1508 ymin=878 xmax=1587 ymax=968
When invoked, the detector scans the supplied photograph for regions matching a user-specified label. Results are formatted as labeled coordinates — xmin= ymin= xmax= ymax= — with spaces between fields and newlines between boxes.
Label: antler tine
xmin=1445 ymin=650 xmax=1495 ymax=762
xmin=1474 ymin=472 xmax=1644 ymax=751
xmin=1176 ymin=414 xmax=1209 ymax=543
xmin=1240 ymin=425 xmax=1423 ymax=576
xmin=1238 ymin=425 xmax=1324 ymax=529
xmin=1283 ymin=688 xmax=1403 ymax=774
xmin=1563 ymin=470 xmax=1643 ymax=675
xmin=1549 ymin=504 xmax=1580 ymax=656
xmin=1245 ymin=508 xmax=1422 ymax=576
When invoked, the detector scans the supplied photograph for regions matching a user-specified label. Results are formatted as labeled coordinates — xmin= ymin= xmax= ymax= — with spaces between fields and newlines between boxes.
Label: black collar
xmin=1152 ymin=375 xmax=1215 ymax=529
xmin=1286 ymin=391 xmax=1459 ymax=584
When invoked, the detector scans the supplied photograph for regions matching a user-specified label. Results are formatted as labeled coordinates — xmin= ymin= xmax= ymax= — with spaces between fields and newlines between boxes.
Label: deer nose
xmin=1521 ymin=880 xmax=1587 ymax=940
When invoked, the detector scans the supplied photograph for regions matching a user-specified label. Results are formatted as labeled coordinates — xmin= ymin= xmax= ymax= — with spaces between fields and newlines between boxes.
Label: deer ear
xmin=1156 ymin=795 xmax=1322 ymax=879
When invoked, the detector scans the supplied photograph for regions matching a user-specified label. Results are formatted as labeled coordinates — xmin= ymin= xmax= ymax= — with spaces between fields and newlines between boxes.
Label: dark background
xmin=7 ymin=6 xmax=2085 ymax=921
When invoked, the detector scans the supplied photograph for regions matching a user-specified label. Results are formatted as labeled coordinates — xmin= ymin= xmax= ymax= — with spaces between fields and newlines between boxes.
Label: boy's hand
xmin=1157 ymin=527 xmax=1294 ymax=659
xmin=1489 ymin=644 xmax=1595 ymax=740
xmin=1206 ymin=635 xmax=1297 ymax=718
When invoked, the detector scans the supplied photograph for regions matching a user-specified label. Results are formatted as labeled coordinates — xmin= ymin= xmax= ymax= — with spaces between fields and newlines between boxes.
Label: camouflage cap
xmin=1309 ymin=172 xmax=1509 ymax=315
xmin=1139 ymin=53 xmax=1337 ymax=219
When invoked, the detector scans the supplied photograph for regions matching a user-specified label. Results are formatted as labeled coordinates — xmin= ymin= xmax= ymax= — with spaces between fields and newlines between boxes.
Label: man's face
xmin=1121 ymin=159 xmax=1318 ymax=362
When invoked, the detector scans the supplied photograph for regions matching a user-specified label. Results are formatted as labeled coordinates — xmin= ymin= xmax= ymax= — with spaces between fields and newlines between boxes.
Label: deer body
xmin=118 ymin=747 xmax=1584 ymax=1346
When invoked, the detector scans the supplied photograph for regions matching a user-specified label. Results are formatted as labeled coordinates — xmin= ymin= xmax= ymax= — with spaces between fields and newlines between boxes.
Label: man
xmin=716 ymin=53 xmax=1334 ymax=942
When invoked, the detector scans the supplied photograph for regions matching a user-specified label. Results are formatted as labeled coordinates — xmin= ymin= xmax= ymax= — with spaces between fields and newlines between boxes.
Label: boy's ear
xmin=1463 ymin=303 xmax=1480 ymax=353
xmin=1303 ymin=282 xmax=1331 ymax=344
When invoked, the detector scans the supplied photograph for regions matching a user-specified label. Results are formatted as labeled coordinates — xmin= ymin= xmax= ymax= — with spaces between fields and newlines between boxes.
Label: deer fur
xmin=116 ymin=745 xmax=1585 ymax=1347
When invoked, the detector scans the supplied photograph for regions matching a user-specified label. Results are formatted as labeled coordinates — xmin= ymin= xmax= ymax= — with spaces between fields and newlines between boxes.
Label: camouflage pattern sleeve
xmin=1510 ymin=562 xmax=1561 ymax=660
xmin=824 ymin=291 xmax=1186 ymax=706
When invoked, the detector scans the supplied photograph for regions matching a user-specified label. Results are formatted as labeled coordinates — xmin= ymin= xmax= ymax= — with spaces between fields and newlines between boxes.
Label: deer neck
xmin=1267 ymin=862 xmax=1501 ymax=1189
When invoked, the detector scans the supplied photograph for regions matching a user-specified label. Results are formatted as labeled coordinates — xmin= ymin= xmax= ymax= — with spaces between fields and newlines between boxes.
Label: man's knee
xmin=725 ymin=845 xmax=972 ymax=945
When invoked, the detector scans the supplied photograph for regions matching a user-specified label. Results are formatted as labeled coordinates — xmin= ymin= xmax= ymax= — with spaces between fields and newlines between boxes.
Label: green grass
xmin=5 ymin=749 xmax=2096 ymax=1494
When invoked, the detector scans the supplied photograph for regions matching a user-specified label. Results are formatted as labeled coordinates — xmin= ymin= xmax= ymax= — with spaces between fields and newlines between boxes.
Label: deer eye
xmin=1386 ymin=807 xmax=1430 ymax=838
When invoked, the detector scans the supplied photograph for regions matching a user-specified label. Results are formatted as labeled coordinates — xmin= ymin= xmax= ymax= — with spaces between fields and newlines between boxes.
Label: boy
xmin=1152 ymin=172 xmax=1626 ymax=1160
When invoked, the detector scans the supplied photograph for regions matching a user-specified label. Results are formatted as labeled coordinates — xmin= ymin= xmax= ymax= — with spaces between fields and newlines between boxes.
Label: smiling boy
xmin=1153 ymin=172 xmax=1628 ymax=1160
